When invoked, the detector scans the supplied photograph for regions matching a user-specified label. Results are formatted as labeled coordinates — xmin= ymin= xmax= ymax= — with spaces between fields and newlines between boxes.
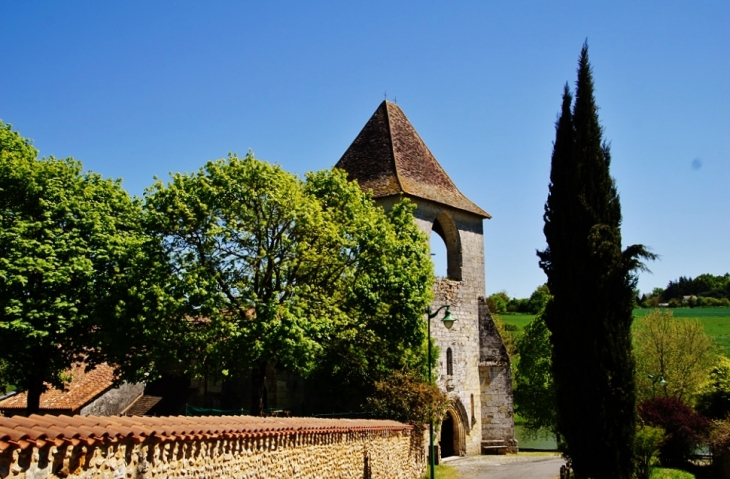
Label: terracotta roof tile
xmin=0 ymin=414 xmax=411 ymax=452
xmin=336 ymin=101 xmax=491 ymax=218
xmin=0 ymin=363 xmax=116 ymax=412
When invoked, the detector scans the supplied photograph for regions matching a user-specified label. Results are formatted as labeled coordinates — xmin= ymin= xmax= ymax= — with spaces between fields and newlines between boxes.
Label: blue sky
xmin=1 ymin=1 xmax=728 ymax=299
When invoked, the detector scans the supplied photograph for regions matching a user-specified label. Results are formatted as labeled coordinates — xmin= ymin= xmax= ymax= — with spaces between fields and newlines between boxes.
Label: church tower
xmin=336 ymin=101 xmax=516 ymax=456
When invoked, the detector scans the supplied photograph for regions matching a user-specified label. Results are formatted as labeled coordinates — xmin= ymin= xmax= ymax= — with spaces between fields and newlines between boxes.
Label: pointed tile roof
xmin=335 ymin=101 xmax=491 ymax=218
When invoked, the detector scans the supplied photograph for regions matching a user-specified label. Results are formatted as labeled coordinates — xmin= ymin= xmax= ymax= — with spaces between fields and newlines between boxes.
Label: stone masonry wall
xmin=0 ymin=416 xmax=425 ymax=479
xmin=410 ymin=198 xmax=489 ymax=457
xmin=80 ymin=382 xmax=145 ymax=417
xmin=365 ymin=195 xmax=515 ymax=456
xmin=478 ymin=298 xmax=517 ymax=452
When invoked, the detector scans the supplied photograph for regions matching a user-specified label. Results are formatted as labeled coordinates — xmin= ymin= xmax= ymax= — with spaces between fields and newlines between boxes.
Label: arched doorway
xmin=439 ymin=400 xmax=469 ymax=458
xmin=440 ymin=413 xmax=456 ymax=458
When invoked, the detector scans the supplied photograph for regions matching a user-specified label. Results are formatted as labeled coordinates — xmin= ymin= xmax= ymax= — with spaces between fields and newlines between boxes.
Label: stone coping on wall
xmin=0 ymin=414 xmax=411 ymax=452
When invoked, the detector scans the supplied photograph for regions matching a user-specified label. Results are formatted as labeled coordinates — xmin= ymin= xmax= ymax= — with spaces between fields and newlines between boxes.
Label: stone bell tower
xmin=335 ymin=101 xmax=516 ymax=456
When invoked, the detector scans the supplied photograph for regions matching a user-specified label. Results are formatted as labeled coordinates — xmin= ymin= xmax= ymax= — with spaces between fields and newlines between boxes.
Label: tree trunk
xmin=26 ymin=379 xmax=43 ymax=416
xmin=250 ymin=362 xmax=268 ymax=416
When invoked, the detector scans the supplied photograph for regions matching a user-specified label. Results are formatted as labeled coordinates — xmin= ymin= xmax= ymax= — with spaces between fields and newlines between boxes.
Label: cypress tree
xmin=538 ymin=43 xmax=655 ymax=479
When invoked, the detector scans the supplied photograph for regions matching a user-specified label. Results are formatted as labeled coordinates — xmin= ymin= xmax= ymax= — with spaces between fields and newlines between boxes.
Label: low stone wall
xmin=0 ymin=415 xmax=425 ymax=478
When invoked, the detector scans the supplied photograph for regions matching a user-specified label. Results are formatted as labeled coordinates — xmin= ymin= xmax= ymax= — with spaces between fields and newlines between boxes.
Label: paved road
xmin=444 ymin=454 xmax=565 ymax=479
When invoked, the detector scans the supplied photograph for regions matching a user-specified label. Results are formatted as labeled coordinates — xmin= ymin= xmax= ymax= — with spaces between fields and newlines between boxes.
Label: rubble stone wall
xmin=0 ymin=425 xmax=424 ymax=479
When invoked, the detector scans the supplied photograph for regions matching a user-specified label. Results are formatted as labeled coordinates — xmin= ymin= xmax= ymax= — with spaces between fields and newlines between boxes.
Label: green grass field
xmin=634 ymin=307 xmax=730 ymax=355
xmin=499 ymin=313 xmax=535 ymax=340
xmin=501 ymin=308 xmax=730 ymax=355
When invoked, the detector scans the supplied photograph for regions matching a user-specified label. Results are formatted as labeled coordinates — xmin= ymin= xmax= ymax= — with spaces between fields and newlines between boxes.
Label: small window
xmin=446 ymin=348 xmax=453 ymax=376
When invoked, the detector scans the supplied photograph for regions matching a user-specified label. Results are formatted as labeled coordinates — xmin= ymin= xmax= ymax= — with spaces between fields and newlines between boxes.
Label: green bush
xmin=697 ymin=297 xmax=730 ymax=308
xmin=696 ymin=356 xmax=730 ymax=420
xmin=634 ymin=425 xmax=666 ymax=479
xmin=649 ymin=468 xmax=695 ymax=478
xmin=709 ymin=418 xmax=730 ymax=460
xmin=366 ymin=370 xmax=449 ymax=429
xmin=638 ymin=397 xmax=710 ymax=467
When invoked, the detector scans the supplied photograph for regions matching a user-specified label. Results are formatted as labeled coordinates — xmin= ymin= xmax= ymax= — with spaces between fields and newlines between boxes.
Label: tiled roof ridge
xmin=0 ymin=414 xmax=412 ymax=452
xmin=385 ymin=101 xmax=491 ymax=218
xmin=383 ymin=101 xmax=405 ymax=194
xmin=389 ymin=102 xmax=491 ymax=218
xmin=385 ymin=100 xmax=452 ymax=191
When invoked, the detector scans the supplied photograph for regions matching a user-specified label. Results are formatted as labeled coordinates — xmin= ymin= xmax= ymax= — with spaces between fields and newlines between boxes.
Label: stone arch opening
xmin=431 ymin=211 xmax=462 ymax=281
xmin=440 ymin=412 xmax=456 ymax=458
xmin=439 ymin=399 xmax=469 ymax=458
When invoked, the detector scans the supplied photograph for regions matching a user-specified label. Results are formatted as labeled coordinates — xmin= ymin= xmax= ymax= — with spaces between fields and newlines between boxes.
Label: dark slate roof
xmin=335 ymin=101 xmax=491 ymax=218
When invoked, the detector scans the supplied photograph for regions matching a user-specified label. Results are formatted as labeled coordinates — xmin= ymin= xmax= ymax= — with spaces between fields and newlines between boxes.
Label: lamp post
xmin=648 ymin=374 xmax=667 ymax=397
xmin=426 ymin=305 xmax=455 ymax=479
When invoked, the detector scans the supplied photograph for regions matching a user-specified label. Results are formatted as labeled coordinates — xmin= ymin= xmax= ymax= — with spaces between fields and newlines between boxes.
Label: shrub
xmin=695 ymin=356 xmax=730 ymax=420
xmin=668 ymin=298 xmax=683 ymax=308
xmin=638 ymin=397 xmax=711 ymax=466
xmin=709 ymin=418 xmax=730 ymax=458
xmin=634 ymin=425 xmax=666 ymax=479
xmin=365 ymin=370 xmax=449 ymax=429
xmin=650 ymin=468 xmax=696 ymax=478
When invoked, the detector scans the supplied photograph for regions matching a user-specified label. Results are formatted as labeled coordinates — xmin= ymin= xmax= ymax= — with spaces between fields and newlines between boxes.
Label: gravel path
xmin=443 ymin=454 xmax=566 ymax=479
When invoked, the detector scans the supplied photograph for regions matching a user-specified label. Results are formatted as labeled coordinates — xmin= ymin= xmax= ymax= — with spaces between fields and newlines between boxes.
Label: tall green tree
xmin=144 ymin=154 xmax=433 ymax=415
xmin=537 ymin=44 xmax=655 ymax=478
xmin=633 ymin=309 xmax=715 ymax=403
xmin=513 ymin=311 xmax=557 ymax=440
xmin=0 ymin=121 xmax=155 ymax=414
xmin=527 ymin=284 xmax=551 ymax=314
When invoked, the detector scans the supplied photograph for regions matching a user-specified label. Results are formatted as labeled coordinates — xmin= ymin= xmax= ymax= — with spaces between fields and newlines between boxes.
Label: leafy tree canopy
xmin=695 ymin=356 xmax=730 ymax=420
xmin=633 ymin=309 xmax=716 ymax=403
xmin=143 ymin=154 xmax=433 ymax=414
xmin=663 ymin=273 xmax=730 ymax=302
xmin=487 ymin=284 xmax=550 ymax=315
xmin=513 ymin=311 xmax=557 ymax=439
xmin=487 ymin=291 xmax=510 ymax=314
xmin=0 ymin=121 xmax=154 ymax=413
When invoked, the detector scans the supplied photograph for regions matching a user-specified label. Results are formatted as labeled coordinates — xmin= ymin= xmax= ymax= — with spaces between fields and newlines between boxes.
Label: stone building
xmin=335 ymin=101 xmax=516 ymax=456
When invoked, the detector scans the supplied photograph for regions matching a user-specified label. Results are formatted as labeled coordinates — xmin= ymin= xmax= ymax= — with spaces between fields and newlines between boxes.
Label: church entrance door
xmin=440 ymin=413 xmax=456 ymax=458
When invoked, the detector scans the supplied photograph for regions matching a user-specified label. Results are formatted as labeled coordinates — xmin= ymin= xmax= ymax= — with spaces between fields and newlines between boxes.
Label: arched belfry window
xmin=430 ymin=211 xmax=462 ymax=281
xmin=446 ymin=347 xmax=453 ymax=376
